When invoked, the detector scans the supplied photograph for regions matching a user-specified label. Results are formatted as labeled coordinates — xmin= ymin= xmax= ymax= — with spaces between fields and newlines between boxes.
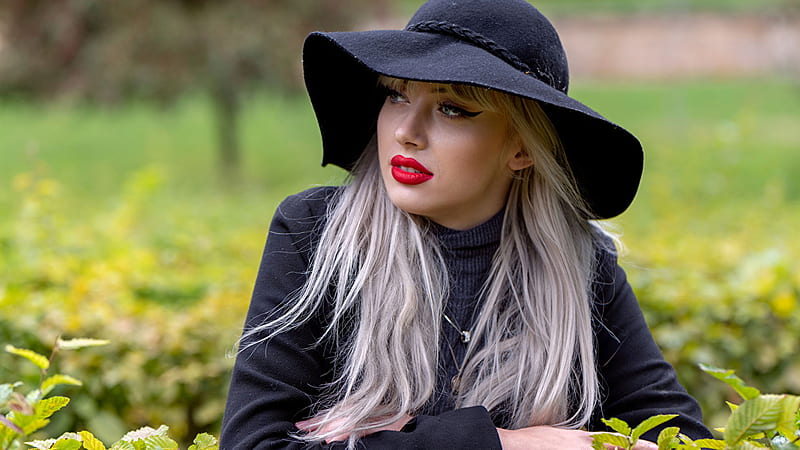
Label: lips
xmin=390 ymin=155 xmax=433 ymax=185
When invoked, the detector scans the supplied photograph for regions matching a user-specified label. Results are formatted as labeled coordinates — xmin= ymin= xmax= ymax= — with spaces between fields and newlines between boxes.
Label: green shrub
xmin=628 ymin=220 xmax=800 ymax=429
xmin=1 ymin=338 xmax=218 ymax=450
xmin=1 ymin=172 xmax=249 ymax=444
xmin=593 ymin=365 xmax=800 ymax=449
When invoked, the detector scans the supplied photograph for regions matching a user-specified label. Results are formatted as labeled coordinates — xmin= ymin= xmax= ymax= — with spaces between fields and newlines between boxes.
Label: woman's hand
xmin=496 ymin=425 xmax=658 ymax=450
xmin=296 ymin=413 xmax=414 ymax=443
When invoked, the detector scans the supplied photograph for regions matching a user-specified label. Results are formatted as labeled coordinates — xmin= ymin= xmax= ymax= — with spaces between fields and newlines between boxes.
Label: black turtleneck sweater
xmin=220 ymin=187 xmax=711 ymax=449
xmin=426 ymin=210 xmax=503 ymax=416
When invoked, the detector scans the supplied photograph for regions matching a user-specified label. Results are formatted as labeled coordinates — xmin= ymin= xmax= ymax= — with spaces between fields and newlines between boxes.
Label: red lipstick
xmin=390 ymin=155 xmax=433 ymax=185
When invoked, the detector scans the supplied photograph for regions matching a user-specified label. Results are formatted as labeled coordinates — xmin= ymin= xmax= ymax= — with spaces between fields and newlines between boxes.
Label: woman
xmin=221 ymin=0 xmax=711 ymax=448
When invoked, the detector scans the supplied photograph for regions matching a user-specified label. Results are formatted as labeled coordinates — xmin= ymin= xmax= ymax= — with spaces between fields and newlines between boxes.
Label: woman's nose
xmin=394 ymin=108 xmax=428 ymax=150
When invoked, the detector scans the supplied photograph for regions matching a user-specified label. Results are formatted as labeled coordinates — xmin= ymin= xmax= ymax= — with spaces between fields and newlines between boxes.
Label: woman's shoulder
xmin=264 ymin=186 xmax=342 ymax=266
xmin=277 ymin=185 xmax=341 ymax=214
xmin=589 ymin=227 xmax=625 ymax=304
xmin=272 ymin=185 xmax=341 ymax=229
xmin=592 ymin=228 xmax=620 ymax=272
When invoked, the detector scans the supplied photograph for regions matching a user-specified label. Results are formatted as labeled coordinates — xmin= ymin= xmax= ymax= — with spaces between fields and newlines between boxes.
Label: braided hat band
xmin=405 ymin=20 xmax=567 ymax=93
xmin=302 ymin=0 xmax=644 ymax=219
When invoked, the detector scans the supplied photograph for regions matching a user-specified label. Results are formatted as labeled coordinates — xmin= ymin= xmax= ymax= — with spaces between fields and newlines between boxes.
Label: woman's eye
xmin=440 ymin=103 xmax=482 ymax=119
xmin=386 ymin=89 xmax=407 ymax=103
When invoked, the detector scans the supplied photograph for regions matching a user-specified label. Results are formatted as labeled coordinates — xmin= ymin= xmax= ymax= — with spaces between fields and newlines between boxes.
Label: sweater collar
xmin=429 ymin=209 xmax=504 ymax=250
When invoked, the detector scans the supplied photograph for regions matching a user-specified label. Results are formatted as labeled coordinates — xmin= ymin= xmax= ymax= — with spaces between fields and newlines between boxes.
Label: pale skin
xmin=297 ymin=80 xmax=658 ymax=448
xmin=296 ymin=415 xmax=658 ymax=449
xmin=376 ymin=80 xmax=531 ymax=230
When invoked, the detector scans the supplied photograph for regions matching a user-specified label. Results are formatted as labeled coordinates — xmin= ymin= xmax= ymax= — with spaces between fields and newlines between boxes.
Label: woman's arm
xmin=590 ymin=249 xmax=713 ymax=442
xmin=491 ymin=248 xmax=708 ymax=450
xmin=497 ymin=426 xmax=657 ymax=449
xmin=220 ymin=188 xmax=503 ymax=449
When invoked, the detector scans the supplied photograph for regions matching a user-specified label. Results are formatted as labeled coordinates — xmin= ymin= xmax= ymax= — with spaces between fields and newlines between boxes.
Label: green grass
xmin=2 ymin=78 xmax=798 ymax=238
xmin=0 ymin=92 xmax=347 ymax=232
xmin=571 ymin=78 xmax=800 ymax=210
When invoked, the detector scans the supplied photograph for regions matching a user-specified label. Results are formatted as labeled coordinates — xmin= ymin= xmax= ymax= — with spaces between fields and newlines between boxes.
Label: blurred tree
xmin=0 ymin=0 xmax=386 ymax=180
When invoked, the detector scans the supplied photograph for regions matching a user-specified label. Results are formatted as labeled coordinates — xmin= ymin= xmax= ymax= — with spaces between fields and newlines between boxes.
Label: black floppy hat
xmin=302 ymin=0 xmax=643 ymax=219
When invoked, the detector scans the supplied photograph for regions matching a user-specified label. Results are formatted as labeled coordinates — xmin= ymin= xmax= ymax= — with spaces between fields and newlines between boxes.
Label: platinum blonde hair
xmin=242 ymin=78 xmax=606 ymax=447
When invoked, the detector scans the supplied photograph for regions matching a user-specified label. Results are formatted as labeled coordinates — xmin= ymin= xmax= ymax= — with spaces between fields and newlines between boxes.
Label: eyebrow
xmin=405 ymin=82 xmax=447 ymax=94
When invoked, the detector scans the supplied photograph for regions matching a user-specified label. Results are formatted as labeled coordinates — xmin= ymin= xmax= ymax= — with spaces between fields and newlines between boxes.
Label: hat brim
xmin=303 ymin=30 xmax=643 ymax=219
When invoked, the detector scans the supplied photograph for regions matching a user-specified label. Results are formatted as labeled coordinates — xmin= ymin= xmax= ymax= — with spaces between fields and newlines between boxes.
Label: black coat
xmin=220 ymin=186 xmax=711 ymax=449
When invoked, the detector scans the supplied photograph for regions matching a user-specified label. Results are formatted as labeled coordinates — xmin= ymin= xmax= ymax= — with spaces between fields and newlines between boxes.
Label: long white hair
xmin=242 ymin=79 xmax=607 ymax=446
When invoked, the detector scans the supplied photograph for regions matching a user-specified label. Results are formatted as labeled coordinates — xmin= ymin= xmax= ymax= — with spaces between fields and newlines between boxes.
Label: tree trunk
xmin=211 ymin=78 xmax=240 ymax=184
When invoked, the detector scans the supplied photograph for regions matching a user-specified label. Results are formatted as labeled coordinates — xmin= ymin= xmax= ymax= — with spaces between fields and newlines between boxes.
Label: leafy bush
xmin=1 ymin=171 xmax=251 ymax=444
xmin=1 ymin=338 xmax=218 ymax=450
xmin=628 ymin=219 xmax=800 ymax=429
xmin=3 ymin=168 xmax=799 ymax=444
xmin=593 ymin=365 xmax=800 ymax=449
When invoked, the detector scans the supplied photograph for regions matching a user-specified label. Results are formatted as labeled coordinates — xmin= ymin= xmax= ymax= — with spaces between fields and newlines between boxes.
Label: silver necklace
xmin=441 ymin=311 xmax=470 ymax=393
xmin=442 ymin=312 xmax=471 ymax=343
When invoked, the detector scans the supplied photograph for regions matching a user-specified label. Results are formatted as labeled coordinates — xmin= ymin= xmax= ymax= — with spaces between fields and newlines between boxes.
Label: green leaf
xmin=79 ymin=431 xmax=107 ymax=450
xmin=591 ymin=439 xmax=606 ymax=450
xmin=41 ymin=375 xmax=82 ymax=396
xmin=4 ymin=345 xmax=49 ymax=370
xmin=59 ymin=433 xmax=83 ymax=442
xmin=732 ymin=442 xmax=770 ymax=450
xmin=22 ymin=418 xmax=50 ymax=435
xmin=592 ymin=432 xmax=631 ymax=449
xmin=141 ymin=436 xmax=178 ymax=450
xmin=56 ymin=338 xmax=110 ymax=351
xmin=26 ymin=438 xmax=57 ymax=449
xmin=676 ymin=433 xmax=698 ymax=449
xmin=109 ymin=442 xmax=135 ymax=450
xmin=35 ymin=396 xmax=70 ymax=420
xmin=693 ymin=438 xmax=726 ymax=449
xmin=656 ymin=426 xmax=680 ymax=450
xmin=601 ymin=417 xmax=632 ymax=435
xmin=1 ymin=427 xmax=15 ymax=450
xmin=189 ymin=433 xmax=217 ymax=450
xmin=773 ymin=395 xmax=800 ymax=437
xmin=700 ymin=364 xmax=761 ymax=401
xmin=631 ymin=414 xmax=678 ymax=442
xmin=0 ymin=415 xmax=24 ymax=435
xmin=51 ymin=438 xmax=82 ymax=450
xmin=121 ymin=426 xmax=169 ymax=442
xmin=726 ymin=395 xmax=789 ymax=445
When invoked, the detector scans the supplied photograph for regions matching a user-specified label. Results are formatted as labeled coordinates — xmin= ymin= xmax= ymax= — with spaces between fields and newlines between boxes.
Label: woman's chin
xmin=387 ymin=197 xmax=428 ymax=219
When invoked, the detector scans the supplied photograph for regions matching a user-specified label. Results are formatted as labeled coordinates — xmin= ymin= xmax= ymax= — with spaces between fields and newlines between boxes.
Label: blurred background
xmin=1 ymin=0 xmax=798 ymax=445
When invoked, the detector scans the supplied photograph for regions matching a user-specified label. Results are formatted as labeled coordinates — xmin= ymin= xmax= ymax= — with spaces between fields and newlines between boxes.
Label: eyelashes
xmin=386 ymin=88 xmax=406 ymax=104
xmin=384 ymin=87 xmax=483 ymax=119
xmin=440 ymin=103 xmax=482 ymax=118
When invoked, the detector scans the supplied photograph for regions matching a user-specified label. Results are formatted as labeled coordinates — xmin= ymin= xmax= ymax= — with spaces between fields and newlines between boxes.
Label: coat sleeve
xmin=219 ymin=188 xmax=502 ymax=450
xmin=589 ymin=248 xmax=713 ymax=442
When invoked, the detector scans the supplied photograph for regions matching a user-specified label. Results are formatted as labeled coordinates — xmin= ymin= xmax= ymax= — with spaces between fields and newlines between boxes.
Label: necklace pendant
xmin=461 ymin=330 xmax=471 ymax=343
xmin=451 ymin=375 xmax=461 ymax=392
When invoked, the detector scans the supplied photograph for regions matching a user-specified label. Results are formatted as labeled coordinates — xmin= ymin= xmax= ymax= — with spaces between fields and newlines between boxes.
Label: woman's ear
xmin=507 ymin=149 xmax=533 ymax=171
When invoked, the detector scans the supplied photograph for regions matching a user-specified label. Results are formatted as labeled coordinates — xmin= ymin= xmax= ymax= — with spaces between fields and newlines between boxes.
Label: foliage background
xmin=1 ymin=0 xmax=799 ymax=446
